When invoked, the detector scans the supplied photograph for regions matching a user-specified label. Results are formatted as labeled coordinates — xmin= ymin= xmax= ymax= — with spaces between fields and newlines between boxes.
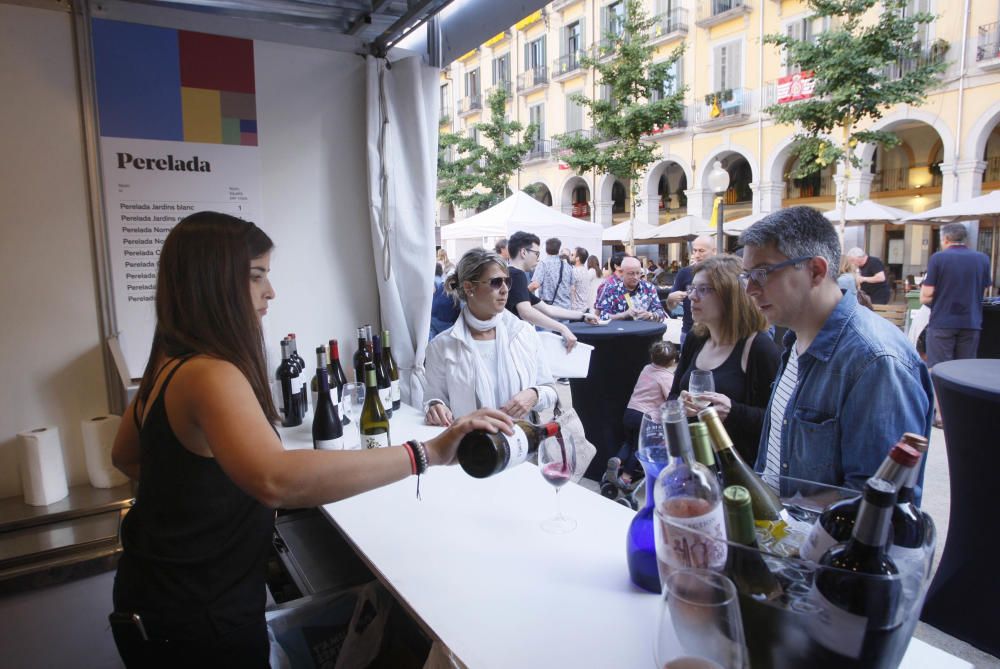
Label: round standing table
xmin=920 ymin=358 xmax=1000 ymax=657
xmin=567 ymin=320 xmax=667 ymax=480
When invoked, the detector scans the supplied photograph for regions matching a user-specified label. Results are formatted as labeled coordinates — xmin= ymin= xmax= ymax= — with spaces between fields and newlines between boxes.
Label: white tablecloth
xmin=279 ymin=405 xmax=970 ymax=669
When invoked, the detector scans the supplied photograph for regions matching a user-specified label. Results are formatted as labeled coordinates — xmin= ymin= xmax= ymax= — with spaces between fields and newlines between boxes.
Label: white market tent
xmin=601 ymin=218 xmax=661 ymax=243
xmin=651 ymin=214 xmax=715 ymax=241
xmin=823 ymin=200 xmax=912 ymax=225
xmin=441 ymin=191 xmax=604 ymax=260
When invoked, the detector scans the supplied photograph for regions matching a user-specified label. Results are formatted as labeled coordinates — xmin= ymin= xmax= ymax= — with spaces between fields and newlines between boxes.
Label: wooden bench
xmin=873 ymin=303 xmax=908 ymax=330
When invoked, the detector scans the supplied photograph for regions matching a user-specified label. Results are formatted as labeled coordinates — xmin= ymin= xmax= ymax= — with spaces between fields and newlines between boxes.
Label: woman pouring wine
xmin=423 ymin=248 xmax=558 ymax=427
xmin=109 ymin=212 xmax=511 ymax=667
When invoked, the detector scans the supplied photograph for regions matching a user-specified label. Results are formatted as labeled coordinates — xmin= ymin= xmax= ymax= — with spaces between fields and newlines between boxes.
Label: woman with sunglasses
xmin=109 ymin=213 xmax=511 ymax=666
xmin=668 ymin=255 xmax=780 ymax=464
xmin=423 ymin=248 xmax=557 ymax=427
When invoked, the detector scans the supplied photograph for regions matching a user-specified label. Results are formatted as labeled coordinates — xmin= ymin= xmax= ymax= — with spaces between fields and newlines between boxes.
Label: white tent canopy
xmin=442 ymin=191 xmax=604 ymax=259
xmin=902 ymin=189 xmax=1000 ymax=224
xmin=601 ymin=218 xmax=661 ymax=243
xmin=651 ymin=215 xmax=715 ymax=241
xmin=822 ymin=200 xmax=912 ymax=225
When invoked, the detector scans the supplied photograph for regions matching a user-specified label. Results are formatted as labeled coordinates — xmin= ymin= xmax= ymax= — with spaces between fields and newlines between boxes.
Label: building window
xmin=440 ymin=83 xmax=449 ymax=116
xmin=529 ymin=103 xmax=545 ymax=143
xmin=566 ymin=93 xmax=583 ymax=133
xmin=603 ymin=1 xmax=626 ymax=38
xmin=465 ymin=68 xmax=480 ymax=99
xmin=526 ymin=36 xmax=547 ymax=72
xmin=713 ymin=40 xmax=742 ymax=92
xmin=492 ymin=53 xmax=510 ymax=87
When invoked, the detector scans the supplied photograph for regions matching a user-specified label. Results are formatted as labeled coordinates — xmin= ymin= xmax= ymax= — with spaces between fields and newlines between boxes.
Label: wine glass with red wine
xmin=538 ymin=432 xmax=577 ymax=534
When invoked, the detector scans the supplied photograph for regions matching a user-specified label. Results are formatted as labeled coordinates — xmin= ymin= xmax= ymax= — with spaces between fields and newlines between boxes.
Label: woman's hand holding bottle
xmin=424 ymin=409 xmax=514 ymax=466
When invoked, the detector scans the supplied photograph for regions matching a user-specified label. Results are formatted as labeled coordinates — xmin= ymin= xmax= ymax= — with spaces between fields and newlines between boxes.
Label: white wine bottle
xmin=359 ymin=363 xmax=391 ymax=449
xmin=457 ymin=420 xmax=559 ymax=478
xmin=312 ymin=347 xmax=344 ymax=450
xmin=372 ymin=334 xmax=393 ymax=419
xmin=382 ymin=329 xmax=401 ymax=411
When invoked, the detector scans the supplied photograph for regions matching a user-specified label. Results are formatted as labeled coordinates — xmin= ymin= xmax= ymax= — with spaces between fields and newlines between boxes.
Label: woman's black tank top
xmin=114 ymin=357 xmax=275 ymax=637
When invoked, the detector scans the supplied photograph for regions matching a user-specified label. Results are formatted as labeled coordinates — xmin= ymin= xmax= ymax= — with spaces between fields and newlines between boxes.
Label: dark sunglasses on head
xmin=474 ymin=277 xmax=512 ymax=290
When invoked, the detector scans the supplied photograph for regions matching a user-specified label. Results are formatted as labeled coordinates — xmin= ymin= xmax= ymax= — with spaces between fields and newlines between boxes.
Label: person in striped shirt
xmin=738 ymin=207 xmax=934 ymax=502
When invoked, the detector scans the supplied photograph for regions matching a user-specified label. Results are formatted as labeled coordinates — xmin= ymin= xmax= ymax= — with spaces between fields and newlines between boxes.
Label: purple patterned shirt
xmin=595 ymin=279 xmax=666 ymax=319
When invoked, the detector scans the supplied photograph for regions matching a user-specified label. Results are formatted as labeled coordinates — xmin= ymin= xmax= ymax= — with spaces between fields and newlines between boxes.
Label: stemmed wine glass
xmin=538 ymin=432 xmax=578 ymax=534
xmin=341 ymin=382 xmax=366 ymax=450
xmin=688 ymin=370 xmax=715 ymax=410
xmin=654 ymin=569 xmax=748 ymax=669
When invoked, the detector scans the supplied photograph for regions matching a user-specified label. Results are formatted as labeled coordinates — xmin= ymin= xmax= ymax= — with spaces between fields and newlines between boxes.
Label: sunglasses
xmin=473 ymin=277 xmax=512 ymax=290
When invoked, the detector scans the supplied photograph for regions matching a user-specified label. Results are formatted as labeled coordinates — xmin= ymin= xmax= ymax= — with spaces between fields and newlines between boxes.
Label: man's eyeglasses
xmin=473 ymin=276 xmax=512 ymax=290
xmin=740 ymin=256 xmax=814 ymax=288
xmin=688 ymin=283 xmax=716 ymax=298
xmin=525 ymin=248 xmax=541 ymax=257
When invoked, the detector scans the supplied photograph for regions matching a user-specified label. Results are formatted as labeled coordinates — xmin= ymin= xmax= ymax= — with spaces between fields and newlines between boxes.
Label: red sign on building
xmin=776 ymin=71 xmax=815 ymax=104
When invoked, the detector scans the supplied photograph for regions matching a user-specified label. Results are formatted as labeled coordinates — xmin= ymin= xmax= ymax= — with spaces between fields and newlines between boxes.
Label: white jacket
xmin=422 ymin=310 xmax=557 ymax=418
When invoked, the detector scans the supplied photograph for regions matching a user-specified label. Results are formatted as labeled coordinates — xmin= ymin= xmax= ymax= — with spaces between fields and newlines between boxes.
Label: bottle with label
xmin=690 ymin=422 xmax=722 ymax=488
xmin=457 ymin=420 xmax=560 ymax=478
xmin=353 ymin=327 xmax=370 ymax=384
xmin=699 ymin=406 xmax=785 ymax=524
xmin=276 ymin=339 xmax=302 ymax=428
xmin=892 ymin=433 xmax=929 ymax=555
xmin=359 ymin=363 xmax=391 ymax=449
xmin=288 ymin=333 xmax=309 ymax=418
xmin=371 ymin=335 xmax=393 ymax=419
xmin=808 ymin=477 xmax=903 ymax=665
xmin=309 ymin=344 xmax=325 ymax=410
xmin=723 ymin=485 xmax=783 ymax=602
xmin=382 ymin=329 xmax=401 ymax=411
xmin=800 ymin=441 xmax=920 ymax=562
xmin=654 ymin=400 xmax=726 ymax=583
xmin=312 ymin=346 xmax=344 ymax=450
xmin=328 ymin=339 xmax=349 ymax=425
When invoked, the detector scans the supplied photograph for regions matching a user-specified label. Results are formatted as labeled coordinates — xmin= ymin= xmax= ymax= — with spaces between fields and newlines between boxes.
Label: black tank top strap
xmin=135 ymin=354 xmax=198 ymax=430
xmin=156 ymin=354 xmax=197 ymax=398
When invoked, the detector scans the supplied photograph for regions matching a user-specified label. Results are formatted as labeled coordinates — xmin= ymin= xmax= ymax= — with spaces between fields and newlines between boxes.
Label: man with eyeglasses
xmin=506 ymin=231 xmax=597 ymax=351
xmin=739 ymin=207 xmax=933 ymax=501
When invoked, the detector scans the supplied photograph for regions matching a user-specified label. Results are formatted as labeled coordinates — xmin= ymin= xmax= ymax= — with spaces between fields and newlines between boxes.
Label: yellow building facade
xmin=438 ymin=0 xmax=1000 ymax=285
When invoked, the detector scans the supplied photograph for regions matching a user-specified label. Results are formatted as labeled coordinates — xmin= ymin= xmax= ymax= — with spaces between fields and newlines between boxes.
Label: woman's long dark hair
xmin=136 ymin=212 xmax=280 ymax=423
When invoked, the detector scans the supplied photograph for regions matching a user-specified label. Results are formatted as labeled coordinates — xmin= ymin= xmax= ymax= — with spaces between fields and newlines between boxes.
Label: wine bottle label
xmin=504 ymin=425 xmax=531 ymax=470
xmin=390 ymin=380 xmax=400 ymax=404
xmin=363 ymin=432 xmax=390 ymax=449
xmin=806 ymin=584 xmax=867 ymax=659
xmin=656 ymin=503 xmax=727 ymax=572
xmin=379 ymin=387 xmax=392 ymax=409
xmin=310 ymin=389 xmax=318 ymax=411
xmin=800 ymin=521 xmax=839 ymax=562
xmin=315 ymin=436 xmax=345 ymax=451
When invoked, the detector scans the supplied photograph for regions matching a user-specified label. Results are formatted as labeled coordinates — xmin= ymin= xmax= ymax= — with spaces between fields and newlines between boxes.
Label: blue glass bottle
xmin=626 ymin=445 xmax=671 ymax=592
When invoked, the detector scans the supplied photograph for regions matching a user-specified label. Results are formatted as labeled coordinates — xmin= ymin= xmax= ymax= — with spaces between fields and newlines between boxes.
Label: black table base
xmin=920 ymin=359 xmax=1000 ymax=657
xmin=567 ymin=320 xmax=667 ymax=480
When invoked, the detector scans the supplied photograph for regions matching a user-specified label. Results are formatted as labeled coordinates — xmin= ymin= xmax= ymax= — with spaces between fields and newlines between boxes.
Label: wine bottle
xmin=328 ymin=339 xmax=349 ymax=426
xmin=288 ymin=333 xmax=309 ymax=418
xmin=458 ymin=420 xmax=560 ymax=478
xmin=382 ymin=329 xmax=401 ymax=411
xmin=309 ymin=344 xmax=325 ymax=411
xmin=698 ymin=407 xmax=785 ymax=523
xmin=653 ymin=400 xmax=726 ymax=581
xmin=372 ymin=334 xmax=393 ymax=419
xmin=312 ymin=346 xmax=344 ymax=450
xmin=808 ymin=477 xmax=903 ymax=665
xmin=893 ymin=433 xmax=929 ymax=552
xmin=353 ymin=327 xmax=369 ymax=384
xmin=690 ymin=422 xmax=722 ymax=487
xmin=800 ymin=441 xmax=920 ymax=562
xmin=276 ymin=339 xmax=302 ymax=427
xmin=359 ymin=363 xmax=391 ymax=449
xmin=723 ymin=485 xmax=783 ymax=602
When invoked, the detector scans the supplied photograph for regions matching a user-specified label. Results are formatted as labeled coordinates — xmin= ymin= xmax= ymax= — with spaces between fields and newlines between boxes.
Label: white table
xmin=280 ymin=405 xmax=970 ymax=669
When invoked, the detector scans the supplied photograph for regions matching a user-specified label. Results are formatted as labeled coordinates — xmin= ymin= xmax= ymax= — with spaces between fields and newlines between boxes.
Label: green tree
xmin=437 ymin=88 xmax=537 ymax=212
xmin=554 ymin=0 xmax=685 ymax=249
xmin=763 ymin=0 xmax=947 ymax=241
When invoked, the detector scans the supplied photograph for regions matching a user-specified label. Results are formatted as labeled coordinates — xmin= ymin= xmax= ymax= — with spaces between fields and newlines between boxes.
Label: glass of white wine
xmin=341 ymin=382 xmax=366 ymax=449
xmin=688 ymin=370 xmax=715 ymax=410
xmin=654 ymin=569 xmax=748 ymax=669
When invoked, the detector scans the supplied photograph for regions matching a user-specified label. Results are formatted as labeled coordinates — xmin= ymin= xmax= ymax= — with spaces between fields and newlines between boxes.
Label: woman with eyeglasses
xmin=423 ymin=248 xmax=557 ymax=427
xmin=668 ymin=255 xmax=780 ymax=464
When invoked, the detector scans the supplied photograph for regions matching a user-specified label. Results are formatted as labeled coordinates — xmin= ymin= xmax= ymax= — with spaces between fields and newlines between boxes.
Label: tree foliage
xmin=436 ymin=88 xmax=537 ymax=211
xmin=763 ymin=0 xmax=947 ymax=183
xmin=554 ymin=0 xmax=685 ymax=236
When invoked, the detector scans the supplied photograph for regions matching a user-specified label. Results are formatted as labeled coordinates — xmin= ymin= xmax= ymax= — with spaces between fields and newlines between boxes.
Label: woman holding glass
xmin=668 ymin=255 xmax=780 ymax=464
xmin=109 ymin=213 xmax=511 ymax=667
xmin=423 ymin=248 xmax=558 ymax=427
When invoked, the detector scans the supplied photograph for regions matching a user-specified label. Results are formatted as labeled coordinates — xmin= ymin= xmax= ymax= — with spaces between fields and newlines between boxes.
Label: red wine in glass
xmin=541 ymin=462 xmax=571 ymax=488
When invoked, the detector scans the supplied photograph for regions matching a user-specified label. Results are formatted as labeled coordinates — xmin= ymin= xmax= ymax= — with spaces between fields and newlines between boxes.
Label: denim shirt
xmin=754 ymin=293 xmax=934 ymax=504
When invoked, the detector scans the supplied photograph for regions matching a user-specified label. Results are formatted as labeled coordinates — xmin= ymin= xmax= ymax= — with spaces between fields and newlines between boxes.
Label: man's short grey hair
xmin=445 ymin=248 xmax=507 ymax=302
xmin=845 ymin=247 xmax=865 ymax=259
xmin=739 ymin=207 xmax=841 ymax=279
xmin=940 ymin=222 xmax=968 ymax=244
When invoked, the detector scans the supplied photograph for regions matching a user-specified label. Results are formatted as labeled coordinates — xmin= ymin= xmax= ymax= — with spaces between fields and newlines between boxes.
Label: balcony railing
xmin=882 ymin=46 xmax=946 ymax=81
xmin=517 ymin=66 xmax=549 ymax=92
xmin=696 ymin=0 xmax=751 ymax=28
xmin=646 ymin=106 xmax=690 ymax=135
xmin=872 ymin=167 xmax=910 ymax=193
xmin=696 ymin=88 xmax=752 ymax=126
xmin=458 ymin=94 xmax=482 ymax=115
xmin=650 ymin=8 xmax=689 ymax=41
xmin=977 ymin=22 xmax=1000 ymax=63
xmin=785 ymin=174 xmax=835 ymax=199
xmin=985 ymin=155 xmax=1000 ymax=182
xmin=562 ymin=202 xmax=591 ymax=218
xmin=439 ymin=105 xmax=450 ymax=124
xmin=553 ymin=52 xmax=585 ymax=78
xmin=485 ymin=80 xmax=512 ymax=100
xmin=524 ymin=139 xmax=551 ymax=162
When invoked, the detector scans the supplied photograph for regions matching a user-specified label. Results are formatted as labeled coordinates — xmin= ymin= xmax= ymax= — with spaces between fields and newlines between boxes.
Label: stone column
xmin=685 ymin=188 xmax=711 ymax=219
xmin=755 ymin=181 xmax=784 ymax=214
xmin=594 ymin=200 xmax=614 ymax=228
